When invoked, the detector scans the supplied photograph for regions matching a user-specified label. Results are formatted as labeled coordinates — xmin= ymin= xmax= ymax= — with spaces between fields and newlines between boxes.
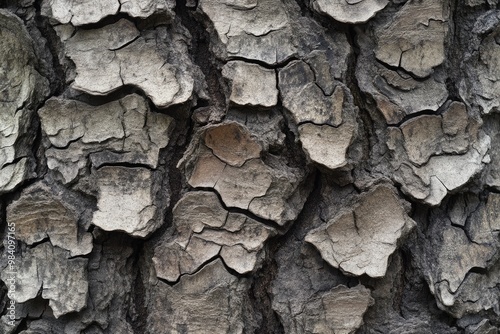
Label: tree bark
xmin=1 ymin=0 xmax=500 ymax=333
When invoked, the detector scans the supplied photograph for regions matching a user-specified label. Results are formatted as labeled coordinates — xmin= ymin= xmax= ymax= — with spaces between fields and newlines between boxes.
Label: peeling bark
xmin=1 ymin=0 xmax=500 ymax=333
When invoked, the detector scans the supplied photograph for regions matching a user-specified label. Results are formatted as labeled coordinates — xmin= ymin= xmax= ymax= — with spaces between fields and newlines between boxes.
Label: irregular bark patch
xmin=0 ymin=243 xmax=88 ymax=318
xmin=179 ymin=121 xmax=310 ymax=225
xmin=0 ymin=9 xmax=49 ymax=193
xmin=39 ymin=94 xmax=174 ymax=183
xmin=306 ymin=185 xmax=415 ymax=277
xmin=153 ymin=191 xmax=276 ymax=282
xmin=64 ymin=19 xmax=196 ymax=108
xmin=41 ymin=0 xmax=175 ymax=26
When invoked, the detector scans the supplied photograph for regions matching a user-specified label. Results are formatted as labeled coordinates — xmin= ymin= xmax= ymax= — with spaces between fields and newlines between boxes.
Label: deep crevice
xmin=249 ymin=237 xmax=285 ymax=334
xmin=248 ymin=172 xmax=323 ymax=334
xmin=175 ymin=0 xmax=226 ymax=111
xmin=227 ymin=55 xmax=301 ymax=70
xmin=129 ymin=241 xmax=148 ymax=334
xmin=145 ymin=103 xmax=193 ymax=245
xmin=33 ymin=0 xmax=67 ymax=96
xmin=156 ymin=254 xmax=222 ymax=286
xmin=63 ymin=85 xmax=155 ymax=108
xmin=93 ymin=161 xmax=156 ymax=171
xmin=345 ymin=25 xmax=380 ymax=178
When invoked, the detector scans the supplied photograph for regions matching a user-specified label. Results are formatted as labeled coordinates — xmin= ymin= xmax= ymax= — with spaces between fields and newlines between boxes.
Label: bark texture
xmin=1 ymin=0 xmax=500 ymax=333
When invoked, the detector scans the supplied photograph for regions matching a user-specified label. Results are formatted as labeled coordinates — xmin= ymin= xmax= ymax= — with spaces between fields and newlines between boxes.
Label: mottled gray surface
xmin=1 ymin=0 xmax=500 ymax=333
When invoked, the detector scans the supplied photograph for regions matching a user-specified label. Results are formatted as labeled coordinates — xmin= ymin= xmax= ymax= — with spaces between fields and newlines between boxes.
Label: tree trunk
xmin=1 ymin=0 xmax=499 ymax=333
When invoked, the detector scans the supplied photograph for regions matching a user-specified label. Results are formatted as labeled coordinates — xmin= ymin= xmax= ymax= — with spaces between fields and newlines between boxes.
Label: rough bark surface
xmin=1 ymin=0 xmax=500 ymax=333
